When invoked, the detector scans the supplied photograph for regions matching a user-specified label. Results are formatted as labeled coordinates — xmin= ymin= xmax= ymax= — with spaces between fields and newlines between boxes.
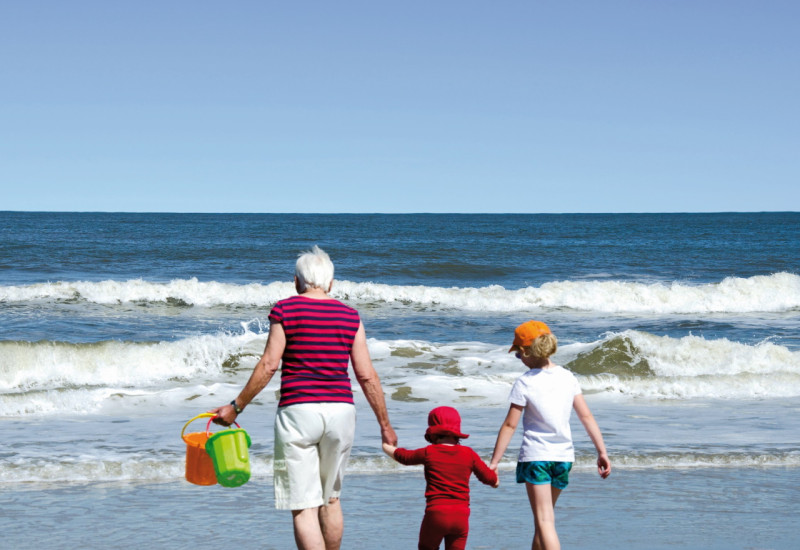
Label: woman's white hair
xmin=295 ymin=245 xmax=334 ymax=292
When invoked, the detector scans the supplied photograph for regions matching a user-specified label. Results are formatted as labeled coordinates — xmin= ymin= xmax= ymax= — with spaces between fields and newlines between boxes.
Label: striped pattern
xmin=269 ymin=295 xmax=360 ymax=407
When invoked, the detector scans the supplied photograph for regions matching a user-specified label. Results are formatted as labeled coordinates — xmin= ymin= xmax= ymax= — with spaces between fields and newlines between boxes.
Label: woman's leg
xmin=319 ymin=497 xmax=344 ymax=550
xmin=292 ymin=506 xmax=325 ymax=550
xmin=527 ymin=483 xmax=562 ymax=550
xmin=290 ymin=495 xmax=343 ymax=549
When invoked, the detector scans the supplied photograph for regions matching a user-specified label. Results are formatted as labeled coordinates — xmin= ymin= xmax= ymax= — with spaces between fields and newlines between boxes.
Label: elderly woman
xmin=211 ymin=246 xmax=397 ymax=550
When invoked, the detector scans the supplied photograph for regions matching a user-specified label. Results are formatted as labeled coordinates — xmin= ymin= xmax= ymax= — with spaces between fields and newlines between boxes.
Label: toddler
xmin=383 ymin=406 xmax=498 ymax=550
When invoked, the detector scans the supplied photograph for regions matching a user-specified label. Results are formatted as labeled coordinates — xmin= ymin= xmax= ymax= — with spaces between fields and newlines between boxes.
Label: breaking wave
xmin=1 ymin=272 xmax=799 ymax=313
xmin=3 ymin=328 xmax=800 ymax=417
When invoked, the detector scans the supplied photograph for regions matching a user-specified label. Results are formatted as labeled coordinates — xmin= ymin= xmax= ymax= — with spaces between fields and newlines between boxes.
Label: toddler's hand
xmin=382 ymin=441 xmax=397 ymax=458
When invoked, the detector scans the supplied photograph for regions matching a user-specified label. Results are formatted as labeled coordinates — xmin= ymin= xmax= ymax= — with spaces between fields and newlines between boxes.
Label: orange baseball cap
xmin=509 ymin=320 xmax=551 ymax=352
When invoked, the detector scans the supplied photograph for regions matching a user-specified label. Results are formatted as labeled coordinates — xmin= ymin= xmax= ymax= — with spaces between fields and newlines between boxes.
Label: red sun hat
xmin=425 ymin=406 xmax=469 ymax=441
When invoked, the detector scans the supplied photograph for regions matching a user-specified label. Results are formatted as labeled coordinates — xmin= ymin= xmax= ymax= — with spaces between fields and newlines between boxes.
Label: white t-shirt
xmin=508 ymin=365 xmax=582 ymax=462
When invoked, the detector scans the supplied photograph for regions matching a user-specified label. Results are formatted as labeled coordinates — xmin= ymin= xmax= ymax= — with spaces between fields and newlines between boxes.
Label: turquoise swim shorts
xmin=516 ymin=461 xmax=573 ymax=489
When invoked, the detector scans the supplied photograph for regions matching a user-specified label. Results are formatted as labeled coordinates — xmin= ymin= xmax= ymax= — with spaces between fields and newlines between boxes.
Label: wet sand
xmin=4 ymin=468 xmax=799 ymax=549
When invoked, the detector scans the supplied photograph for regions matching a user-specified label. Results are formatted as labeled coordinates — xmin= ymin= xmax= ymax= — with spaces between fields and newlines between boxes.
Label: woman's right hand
xmin=208 ymin=404 xmax=237 ymax=426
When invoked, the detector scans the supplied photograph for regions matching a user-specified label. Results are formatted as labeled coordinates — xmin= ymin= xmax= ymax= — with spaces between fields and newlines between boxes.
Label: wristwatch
xmin=230 ymin=399 xmax=243 ymax=414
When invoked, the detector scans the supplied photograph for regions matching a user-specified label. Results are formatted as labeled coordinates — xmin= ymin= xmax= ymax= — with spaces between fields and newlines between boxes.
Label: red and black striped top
xmin=269 ymin=295 xmax=360 ymax=407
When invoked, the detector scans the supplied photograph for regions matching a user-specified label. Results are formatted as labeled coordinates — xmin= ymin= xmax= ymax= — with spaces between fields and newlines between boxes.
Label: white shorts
xmin=273 ymin=402 xmax=356 ymax=510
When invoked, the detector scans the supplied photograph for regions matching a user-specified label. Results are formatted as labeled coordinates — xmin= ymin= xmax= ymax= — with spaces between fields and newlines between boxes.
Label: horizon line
xmin=2 ymin=210 xmax=798 ymax=215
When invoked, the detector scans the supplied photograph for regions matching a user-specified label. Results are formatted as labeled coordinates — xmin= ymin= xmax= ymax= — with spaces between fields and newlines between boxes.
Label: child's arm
xmin=477 ymin=460 xmax=500 ymax=488
xmin=382 ymin=441 xmax=398 ymax=460
xmin=489 ymin=404 xmax=523 ymax=470
xmin=384 ymin=444 xmax=427 ymax=466
xmin=573 ymin=394 xmax=611 ymax=479
xmin=469 ymin=448 xmax=500 ymax=488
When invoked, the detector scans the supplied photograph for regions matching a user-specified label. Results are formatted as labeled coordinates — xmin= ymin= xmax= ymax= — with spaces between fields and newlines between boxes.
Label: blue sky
xmin=1 ymin=1 xmax=797 ymax=213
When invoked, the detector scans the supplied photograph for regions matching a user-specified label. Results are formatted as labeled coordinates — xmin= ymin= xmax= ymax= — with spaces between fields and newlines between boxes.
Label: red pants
xmin=418 ymin=504 xmax=470 ymax=550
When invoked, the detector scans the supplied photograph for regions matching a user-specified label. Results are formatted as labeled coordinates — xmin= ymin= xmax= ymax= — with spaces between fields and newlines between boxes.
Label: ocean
xmin=1 ymin=212 xmax=799 ymax=549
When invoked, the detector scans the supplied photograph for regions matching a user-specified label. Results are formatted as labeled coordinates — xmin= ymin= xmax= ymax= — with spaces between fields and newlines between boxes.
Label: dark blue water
xmin=2 ymin=212 xmax=797 ymax=287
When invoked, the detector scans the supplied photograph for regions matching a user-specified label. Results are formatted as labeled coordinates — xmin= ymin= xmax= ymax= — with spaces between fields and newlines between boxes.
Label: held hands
xmin=489 ymin=462 xmax=500 ymax=488
xmin=381 ymin=425 xmax=398 ymax=447
xmin=382 ymin=442 xmax=397 ymax=458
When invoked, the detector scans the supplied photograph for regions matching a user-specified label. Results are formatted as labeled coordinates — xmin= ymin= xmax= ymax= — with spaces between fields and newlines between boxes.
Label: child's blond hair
xmin=518 ymin=333 xmax=558 ymax=359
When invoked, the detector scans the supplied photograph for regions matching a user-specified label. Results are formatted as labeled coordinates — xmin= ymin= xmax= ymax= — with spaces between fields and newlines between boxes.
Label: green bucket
xmin=204 ymin=416 xmax=252 ymax=488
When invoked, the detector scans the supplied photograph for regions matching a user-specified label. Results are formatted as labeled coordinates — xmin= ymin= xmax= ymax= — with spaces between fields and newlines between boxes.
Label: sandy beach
xmin=5 ymin=467 xmax=799 ymax=550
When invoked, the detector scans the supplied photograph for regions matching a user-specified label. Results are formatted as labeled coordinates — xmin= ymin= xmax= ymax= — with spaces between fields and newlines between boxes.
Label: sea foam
xmin=4 ymin=327 xmax=799 ymax=418
xmin=2 ymin=272 xmax=799 ymax=313
xmin=0 ymin=330 xmax=266 ymax=392
xmin=2 ymin=447 xmax=797 ymax=486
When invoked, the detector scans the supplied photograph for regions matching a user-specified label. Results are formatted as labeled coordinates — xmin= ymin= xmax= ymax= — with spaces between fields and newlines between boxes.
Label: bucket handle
xmin=206 ymin=415 xmax=241 ymax=435
xmin=181 ymin=413 xmax=216 ymax=443
xmin=181 ymin=413 xmax=243 ymax=443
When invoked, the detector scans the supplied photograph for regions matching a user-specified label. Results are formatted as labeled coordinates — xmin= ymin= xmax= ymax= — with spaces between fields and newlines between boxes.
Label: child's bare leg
xmin=526 ymin=483 xmax=562 ymax=550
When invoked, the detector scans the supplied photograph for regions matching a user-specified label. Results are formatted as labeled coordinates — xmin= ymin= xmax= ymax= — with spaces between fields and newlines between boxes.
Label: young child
xmin=490 ymin=320 xmax=611 ymax=550
xmin=383 ymin=406 xmax=499 ymax=550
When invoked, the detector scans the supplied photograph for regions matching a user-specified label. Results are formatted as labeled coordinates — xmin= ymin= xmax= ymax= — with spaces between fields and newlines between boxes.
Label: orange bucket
xmin=181 ymin=413 xmax=218 ymax=486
